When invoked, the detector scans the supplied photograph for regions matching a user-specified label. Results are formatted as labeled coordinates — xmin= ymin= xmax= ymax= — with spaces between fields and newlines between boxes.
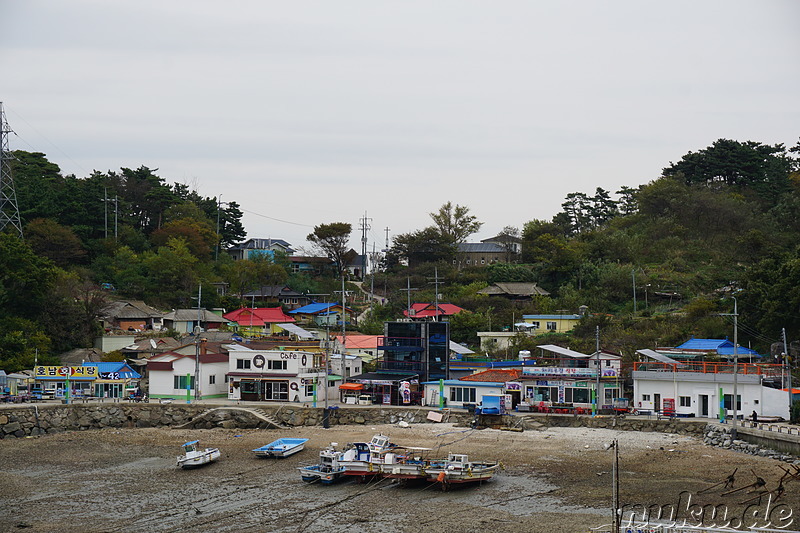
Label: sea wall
xmin=704 ymin=423 xmax=800 ymax=462
xmin=1 ymin=403 xmax=713 ymax=439
xmin=0 ymin=403 xmax=469 ymax=438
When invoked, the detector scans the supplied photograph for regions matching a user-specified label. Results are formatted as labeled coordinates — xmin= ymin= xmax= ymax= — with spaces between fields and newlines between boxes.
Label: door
xmin=654 ymin=393 xmax=661 ymax=412
xmin=700 ymin=394 xmax=709 ymax=417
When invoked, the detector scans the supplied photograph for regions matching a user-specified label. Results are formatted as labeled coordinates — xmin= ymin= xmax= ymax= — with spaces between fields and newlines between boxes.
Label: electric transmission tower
xmin=0 ymin=102 xmax=23 ymax=238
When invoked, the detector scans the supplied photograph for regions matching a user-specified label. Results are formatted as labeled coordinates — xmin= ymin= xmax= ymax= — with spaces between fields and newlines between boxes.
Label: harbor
xmin=3 ymin=421 xmax=800 ymax=532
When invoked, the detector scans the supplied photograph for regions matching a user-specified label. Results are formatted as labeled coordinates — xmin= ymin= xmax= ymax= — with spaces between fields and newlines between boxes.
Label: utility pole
xmin=632 ymin=269 xmax=637 ymax=314
xmin=192 ymin=285 xmax=203 ymax=401
xmin=784 ymin=327 xmax=792 ymax=420
xmin=0 ymin=102 xmax=23 ymax=239
xmin=428 ymin=268 xmax=444 ymax=322
xmin=594 ymin=325 xmax=601 ymax=416
xmin=400 ymin=277 xmax=419 ymax=319
xmin=732 ymin=298 xmax=739 ymax=439
xmin=359 ymin=212 xmax=371 ymax=281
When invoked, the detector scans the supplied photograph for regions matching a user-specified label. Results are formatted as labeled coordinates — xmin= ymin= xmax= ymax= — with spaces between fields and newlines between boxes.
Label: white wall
xmin=633 ymin=375 xmax=790 ymax=419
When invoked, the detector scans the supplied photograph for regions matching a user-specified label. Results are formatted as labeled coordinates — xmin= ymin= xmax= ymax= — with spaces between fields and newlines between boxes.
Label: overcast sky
xmin=1 ymin=1 xmax=798 ymax=253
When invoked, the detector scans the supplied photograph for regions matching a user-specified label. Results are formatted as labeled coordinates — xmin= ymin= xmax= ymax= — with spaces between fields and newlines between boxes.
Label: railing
xmin=378 ymin=336 xmax=424 ymax=350
xmin=633 ymin=361 xmax=783 ymax=377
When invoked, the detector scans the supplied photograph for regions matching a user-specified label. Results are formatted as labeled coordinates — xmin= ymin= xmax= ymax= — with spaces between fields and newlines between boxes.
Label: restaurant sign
xmin=522 ymin=367 xmax=596 ymax=378
xmin=34 ymin=366 xmax=99 ymax=379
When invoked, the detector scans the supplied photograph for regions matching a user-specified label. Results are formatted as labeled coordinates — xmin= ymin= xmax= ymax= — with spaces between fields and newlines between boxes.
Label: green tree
xmin=25 ymin=218 xmax=88 ymax=267
xmin=387 ymin=227 xmax=456 ymax=269
xmin=429 ymin=202 xmax=482 ymax=244
xmin=307 ymin=222 xmax=352 ymax=274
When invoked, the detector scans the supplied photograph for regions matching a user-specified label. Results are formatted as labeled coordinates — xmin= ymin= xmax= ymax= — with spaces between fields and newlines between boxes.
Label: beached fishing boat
xmin=378 ymin=446 xmax=433 ymax=481
xmin=297 ymin=443 xmax=346 ymax=484
xmin=426 ymin=453 xmax=500 ymax=488
xmin=252 ymin=437 xmax=309 ymax=458
xmin=338 ymin=434 xmax=396 ymax=480
xmin=177 ymin=440 xmax=221 ymax=469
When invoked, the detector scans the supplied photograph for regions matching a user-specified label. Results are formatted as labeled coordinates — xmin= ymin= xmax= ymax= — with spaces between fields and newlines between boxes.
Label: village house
xmin=226 ymin=348 xmax=326 ymax=403
xmin=223 ymin=307 xmax=297 ymax=337
xmin=227 ymin=238 xmax=294 ymax=261
xmin=146 ymin=339 xmax=230 ymax=400
xmin=290 ymin=302 xmax=356 ymax=328
xmin=402 ymin=303 xmax=464 ymax=321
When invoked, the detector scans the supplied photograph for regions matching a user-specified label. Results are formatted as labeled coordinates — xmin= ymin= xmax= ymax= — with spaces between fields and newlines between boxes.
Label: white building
xmin=226 ymin=349 xmax=327 ymax=403
xmin=147 ymin=351 xmax=229 ymax=400
xmin=632 ymin=349 xmax=789 ymax=419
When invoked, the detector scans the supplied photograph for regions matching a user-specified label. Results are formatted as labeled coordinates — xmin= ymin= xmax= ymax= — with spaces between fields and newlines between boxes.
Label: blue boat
xmin=252 ymin=437 xmax=309 ymax=458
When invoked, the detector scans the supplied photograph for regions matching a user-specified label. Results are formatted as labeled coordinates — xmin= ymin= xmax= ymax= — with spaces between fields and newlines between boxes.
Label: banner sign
xmin=34 ymin=366 xmax=99 ymax=379
xmin=522 ymin=367 xmax=597 ymax=378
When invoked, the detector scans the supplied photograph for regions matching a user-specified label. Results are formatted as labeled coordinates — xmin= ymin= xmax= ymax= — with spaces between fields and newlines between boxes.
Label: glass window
xmin=236 ymin=359 xmax=251 ymax=369
xmin=547 ymin=322 xmax=557 ymax=331
xmin=642 ymin=394 xmax=650 ymax=401
xmin=679 ymin=396 xmax=691 ymax=407
xmin=209 ymin=374 xmax=216 ymax=385
xmin=573 ymin=388 xmax=590 ymax=403
xmin=173 ymin=375 xmax=195 ymax=390
xmin=723 ymin=394 xmax=741 ymax=410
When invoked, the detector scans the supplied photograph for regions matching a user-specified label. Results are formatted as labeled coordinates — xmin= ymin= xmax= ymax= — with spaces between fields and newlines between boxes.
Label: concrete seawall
xmin=0 ymin=403 xmax=710 ymax=438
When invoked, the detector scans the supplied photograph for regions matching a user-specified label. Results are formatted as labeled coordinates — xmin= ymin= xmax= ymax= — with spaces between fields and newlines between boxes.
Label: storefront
xmin=33 ymin=366 xmax=98 ymax=400
xmin=227 ymin=349 xmax=325 ymax=403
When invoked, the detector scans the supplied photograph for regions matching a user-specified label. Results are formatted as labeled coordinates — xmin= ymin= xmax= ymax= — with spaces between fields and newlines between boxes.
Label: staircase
xmin=174 ymin=406 xmax=287 ymax=430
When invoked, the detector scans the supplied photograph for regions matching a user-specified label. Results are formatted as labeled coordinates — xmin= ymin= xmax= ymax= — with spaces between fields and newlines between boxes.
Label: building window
xmin=173 ymin=375 xmax=195 ymax=390
xmin=236 ymin=359 xmax=251 ymax=369
xmin=679 ymin=396 xmax=691 ymax=407
xmin=267 ymin=360 xmax=288 ymax=370
xmin=209 ymin=375 xmax=216 ymax=385
xmin=546 ymin=322 xmax=557 ymax=331
xmin=449 ymin=387 xmax=477 ymax=403
xmin=304 ymin=384 xmax=315 ymax=397
xmin=642 ymin=394 xmax=651 ymax=402
xmin=723 ymin=394 xmax=741 ymax=411
xmin=529 ymin=321 xmax=540 ymax=329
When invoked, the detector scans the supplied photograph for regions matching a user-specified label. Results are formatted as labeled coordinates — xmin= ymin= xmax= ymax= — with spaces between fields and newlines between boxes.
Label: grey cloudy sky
xmin=1 ymin=1 xmax=798 ymax=252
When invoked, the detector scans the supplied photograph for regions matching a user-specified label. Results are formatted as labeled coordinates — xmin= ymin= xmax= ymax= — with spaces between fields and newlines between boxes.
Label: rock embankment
xmin=703 ymin=424 xmax=799 ymax=463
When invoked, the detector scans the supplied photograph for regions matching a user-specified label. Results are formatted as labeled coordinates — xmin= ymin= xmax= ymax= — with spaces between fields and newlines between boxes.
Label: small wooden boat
xmin=297 ymin=443 xmax=346 ymax=484
xmin=426 ymin=453 xmax=499 ymax=489
xmin=177 ymin=440 xmax=220 ymax=469
xmin=252 ymin=438 xmax=309 ymax=458
xmin=378 ymin=446 xmax=432 ymax=481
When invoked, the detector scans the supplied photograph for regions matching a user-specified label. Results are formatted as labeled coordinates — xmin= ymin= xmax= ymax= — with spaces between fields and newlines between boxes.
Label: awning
xmin=537 ymin=344 xmax=591 ymax=358
xmin=277 ymin=323 xmax=316 ymax=339
xmin=636 ymin=349 xmax=687 ymax=368
xmin=339 ymin=382 xmax=364 ymax=391
xmin=449 ymin=341 xmax=474 ymax=355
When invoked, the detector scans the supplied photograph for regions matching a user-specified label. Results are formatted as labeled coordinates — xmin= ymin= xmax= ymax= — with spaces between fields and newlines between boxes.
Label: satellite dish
xmin=150 ymin=339 xmax=157 ymax=349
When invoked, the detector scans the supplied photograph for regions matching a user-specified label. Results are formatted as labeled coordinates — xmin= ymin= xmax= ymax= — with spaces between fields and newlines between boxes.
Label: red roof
xmin=403 ymin=303 xmax=464 ymax=319
xmin=223 ymin=307 xmax=295 ymax=326
xmin=460 ymin=369 xmax=522 ymax=382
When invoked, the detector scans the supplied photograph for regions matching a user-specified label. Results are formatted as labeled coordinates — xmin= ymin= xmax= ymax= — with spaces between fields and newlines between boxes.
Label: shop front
xmin=33 ymin=366 xmax=99 ymax=401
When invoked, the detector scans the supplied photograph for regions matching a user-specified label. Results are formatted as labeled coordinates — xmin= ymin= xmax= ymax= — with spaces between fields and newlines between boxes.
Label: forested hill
xmin=1 ymin=138 xmax=799 ymax=371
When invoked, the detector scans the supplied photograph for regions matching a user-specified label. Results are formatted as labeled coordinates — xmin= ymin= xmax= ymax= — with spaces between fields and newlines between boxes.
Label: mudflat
xmin=1 ymin=423 xmax=797 ymax=533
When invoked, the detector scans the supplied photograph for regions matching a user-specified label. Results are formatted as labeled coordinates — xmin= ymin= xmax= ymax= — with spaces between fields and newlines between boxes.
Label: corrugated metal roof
xmin=277 ymin=323 xmax=315 ymax=339
xmin=457 ymin=242 xmax=506 ymax=253
xmin=636 ymin=349 xmax=687 ymax=368
xmin=536 ymin=344 xmax=591 ymax=358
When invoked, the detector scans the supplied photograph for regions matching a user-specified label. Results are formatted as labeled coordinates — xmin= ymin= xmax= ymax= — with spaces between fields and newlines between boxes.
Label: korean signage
xmin=522 ymin=367 xmax=597 ymax=378
xmin=34 ymin=366 xmax=99 ymax=379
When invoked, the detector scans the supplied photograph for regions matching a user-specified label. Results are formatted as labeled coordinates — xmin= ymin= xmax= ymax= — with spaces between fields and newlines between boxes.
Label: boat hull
xmin=253 ymin=438 xmax=308 ymax=458
xmin=298 ymin=465 xmax=346 ymax=484
xmin=177 ymin=448 xmax=221 ymax=469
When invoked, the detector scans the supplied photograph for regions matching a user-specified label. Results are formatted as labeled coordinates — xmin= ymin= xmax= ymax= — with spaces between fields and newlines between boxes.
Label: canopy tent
xmin=449 ymin=341 xmax=474 ymax=355
xmin=339 ymin=382 xmax=364 ymax=391
xmin=636 ymin=349 xmax=687 ymax=368
xmin=276 ymin=323 xmax=316 ymax=339
xmin=537 ymin=344 xmax=591 ymax=359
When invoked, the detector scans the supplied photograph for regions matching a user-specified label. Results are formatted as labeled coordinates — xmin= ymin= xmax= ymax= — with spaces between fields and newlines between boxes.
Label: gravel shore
xmin=1 ymin=423 xmax=797 ymax=532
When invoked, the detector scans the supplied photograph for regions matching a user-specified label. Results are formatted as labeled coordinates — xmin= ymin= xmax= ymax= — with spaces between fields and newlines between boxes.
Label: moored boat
xmin=177 ymin=440 xmax=221 ymax=469
xmin=297 ymin=443 xmax=347 ymax=484
xmin=338 ymin=434 xmax=396 ymax=480
xmin=378 ymin=446 xmax=432 ymax=481
xmin=252 ymin=437 xmax=309 ymax=458
xmin=426 ymin=453 xmax=499 ymax=489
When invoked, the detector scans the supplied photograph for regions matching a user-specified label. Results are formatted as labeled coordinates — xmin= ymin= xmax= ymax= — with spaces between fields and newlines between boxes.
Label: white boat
xmin=378 ymin=446 xmax=432 ymax=481
xmin=297 ymin=443 xmax=347 ymax=484
xmin=338 ymin=434 xmax=396 ymax=480
xmin=177 ymin=440 xmax=221 ymax=469
xmin=425 ymin=453 xmax=500 ymax=488
xmin=252 ymin=437 xmax=309 ymax=458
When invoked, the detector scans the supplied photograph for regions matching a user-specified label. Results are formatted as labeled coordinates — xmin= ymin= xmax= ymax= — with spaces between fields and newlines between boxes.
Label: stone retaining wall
xmin=0 ymin=404 xmax=471 ymax=438
xmin=703 ymin=424 xmax=800 ymax=463
xmin=1 ymin=404 xmax=713 ymax=438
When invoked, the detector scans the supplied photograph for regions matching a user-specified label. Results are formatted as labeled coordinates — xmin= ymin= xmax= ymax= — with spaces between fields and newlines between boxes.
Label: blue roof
xmin=82 ymin=362 xmax=141 ymax=379
xmin=523 ymin=314 xmax=582 ymax=320
xmin=676 ymin=337 xmax=761 ymax=357
xmin=421 ymin=380 xmax=503 ymax=387
xmin=183 ymin=440 xmax=199 ymax=446
xmin=290 ymin=302 xmax=353 ymax=315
